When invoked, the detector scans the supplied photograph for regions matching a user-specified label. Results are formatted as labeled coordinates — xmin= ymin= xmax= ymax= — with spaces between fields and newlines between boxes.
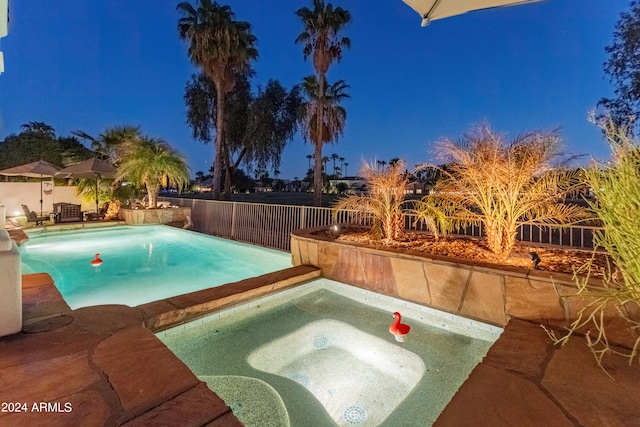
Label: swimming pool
xmin=160 ymin=279 xmax=501 ymax=427
xmin=19 ymin=225 xmax=292 ymax=309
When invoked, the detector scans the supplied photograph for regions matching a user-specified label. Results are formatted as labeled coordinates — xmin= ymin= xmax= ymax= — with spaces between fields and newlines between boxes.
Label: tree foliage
xmin=184 ymin=71 xmax=301 ymax=192
xmin=295 ymin=0 xmax=351 ymax=206
xmin=0 ymin=123 xmax=92 ymax=170
xmin=600 ymin=1 xmax=640 ymax=133
xmin=116 ymin=135 xmax=190 ymax=208
xmin=299 ymin=75 xmax=349 ymax=199
xmin=177 ymin=0 xmax=258 ymax=200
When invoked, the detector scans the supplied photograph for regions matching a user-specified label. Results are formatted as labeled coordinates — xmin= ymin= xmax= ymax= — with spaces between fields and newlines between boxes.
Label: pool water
xmin=160 ymin=279 xmax=501 ymax=427
xmin=19 ymin=225 xmax=292 ymax=309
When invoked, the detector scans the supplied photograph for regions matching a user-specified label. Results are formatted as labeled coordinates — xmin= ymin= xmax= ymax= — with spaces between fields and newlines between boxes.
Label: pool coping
xmin=138 ymin=265 xmax=322 ymax=332
xmin=2 ymin=263 xmax=321 ymax=426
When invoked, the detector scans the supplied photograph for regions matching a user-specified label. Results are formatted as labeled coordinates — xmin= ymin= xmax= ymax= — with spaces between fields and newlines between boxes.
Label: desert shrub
xmin=548 ymin=117 xmax=640 ymax=366
xmin=415 ymin=123 xmax=589 ymax=259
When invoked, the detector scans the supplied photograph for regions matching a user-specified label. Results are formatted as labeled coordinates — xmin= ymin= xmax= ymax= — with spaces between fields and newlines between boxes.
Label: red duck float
xmin=389 ymin=311 xmax=411 ymax=342
xmin=90 ymin=254 xmax=103 ymax=267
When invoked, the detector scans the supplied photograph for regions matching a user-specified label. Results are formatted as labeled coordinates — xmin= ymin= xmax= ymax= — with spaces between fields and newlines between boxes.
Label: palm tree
xmin=306 ymin=154 xmax=314 ymax=169
xmin=333 ymin=160 xmax=435 ymax=243
xmin=334 ymin=166 xmax=341 ymax=178
xmin=20 ymin=121 xmax=55 ymax=138
xmin=73 ymin=126 xmax=142 ymax=165
xmin=322 ymin=156 xmax=329 ymax=171
xmin=339 ymin=156 xmax=345 ymax=174
xmin=331 ymin=153 xmax=339 ymax=178
xmin=177 ymin=0 xmax=258 ymax=200
xmin=415 ymin=124 xmax=588 ymax=259
xmin=299 ymin=76 xmax=349 ymax=201
xmin=295 ymin=0 xmax=351 ymax=205
xmin=116 ymin=136 xmax=191 ymax=209
xmin=343 ymin=161 xmax=349 ymax=177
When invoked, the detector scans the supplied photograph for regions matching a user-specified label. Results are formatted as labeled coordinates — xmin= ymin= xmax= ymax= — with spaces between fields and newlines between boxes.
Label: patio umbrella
xmin=56 ymin=157 xmax=116 ymax=215
xmin=0 ymin=160 xmax=61 ymax=217
xmin=402 ymin=0 xmax=541 ymax=26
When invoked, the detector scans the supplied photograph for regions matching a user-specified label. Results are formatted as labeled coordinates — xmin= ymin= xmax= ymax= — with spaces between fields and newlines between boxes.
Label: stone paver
xmin=436 ymin=319 xmax=640 ymax=426
xmin=0 ymin=277 xmax=239 ymax=427
xmin=543 ymin=338 xmax=640 ymax=427
xmin=436 ymin=364 xmax=575 ymax=426
xmin=93 ymin=327 xmax=199 ymax=420
xmin=121 ymin=383 xmax=237 ymax=427
xmin=22 ymin=273 xmax=70 ymax=321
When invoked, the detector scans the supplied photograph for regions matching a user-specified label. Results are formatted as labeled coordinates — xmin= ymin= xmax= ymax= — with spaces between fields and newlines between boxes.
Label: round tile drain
xmin=342 ymin=405 xmax=368 ymax=425
xmin=229 ymin=401 xmax=244 ymax=414
xmin=291 ymin=373 xmax=310 ymax=387
xmin=313 ymin=335 xmax=328 ymax=349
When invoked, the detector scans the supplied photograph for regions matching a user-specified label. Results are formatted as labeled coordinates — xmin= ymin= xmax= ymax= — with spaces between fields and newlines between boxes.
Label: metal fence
xmin=163 ymin=197 xmax=603 ymax=252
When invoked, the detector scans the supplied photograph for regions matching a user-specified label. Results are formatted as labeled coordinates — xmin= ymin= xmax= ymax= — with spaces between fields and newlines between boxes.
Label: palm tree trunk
xmin=313 ymin=74 xmax=325 ymax=207
xmin=212 ymin=85 xmax=226 ymax=200
xmin=147 ymin=184 xmax=159 ymax=209
xmin=313 ymin=140 xmax=323 ymax=206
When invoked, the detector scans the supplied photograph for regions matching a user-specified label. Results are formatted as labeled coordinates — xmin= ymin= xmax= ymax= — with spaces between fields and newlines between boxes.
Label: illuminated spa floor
xmin=160 ymin=279 xmax=501 ymax=426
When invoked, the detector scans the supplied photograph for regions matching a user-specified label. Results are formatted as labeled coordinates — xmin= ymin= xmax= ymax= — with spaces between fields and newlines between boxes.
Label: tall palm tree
xmin=116 ymin=137 xmax=190 ymax=209
xmin=339 ymin=156 xmax=345 ymax=174
xmin=343 ymin=161 xmax=349 ymax=177
xmin=177 ymin=0 xmax=257 ymax=200
xmin=331 ymin=153 xmax=339 ymax=178
xmin=306 ymin=153 xmax=314 ymax=169
xmin=295 ymin=0 xmax=351 ymax=205
xmin=299 ymin=76 xmax=349 ymax=202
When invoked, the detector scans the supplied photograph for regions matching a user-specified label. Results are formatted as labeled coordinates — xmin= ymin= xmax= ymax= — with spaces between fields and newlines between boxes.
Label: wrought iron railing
xmin=162 ymin=197 xmax=603 ymax=252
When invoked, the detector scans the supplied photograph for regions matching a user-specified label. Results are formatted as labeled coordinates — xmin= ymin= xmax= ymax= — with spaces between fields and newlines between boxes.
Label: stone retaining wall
xmin=291 ymin=227 xmax=638 ymax=348
xmin=119 ymin=207 xmax=191 ymax=227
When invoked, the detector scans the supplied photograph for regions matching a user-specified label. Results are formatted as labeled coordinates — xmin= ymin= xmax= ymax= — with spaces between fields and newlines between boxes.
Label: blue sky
xmin=0 ymin=0 xmax=631 ymax=179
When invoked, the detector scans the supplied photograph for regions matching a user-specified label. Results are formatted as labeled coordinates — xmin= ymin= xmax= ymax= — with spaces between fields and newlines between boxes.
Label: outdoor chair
xmin=22 ymin=205 xmax=49 ymax=226
xmin=85 ymin=202 xmax=109 ymax=221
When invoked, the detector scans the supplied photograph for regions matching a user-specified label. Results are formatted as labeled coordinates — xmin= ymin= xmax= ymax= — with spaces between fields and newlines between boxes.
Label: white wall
xmin=0 ymin=183 xmax=90 ymax=217
xmin=0 ymin=230 xmax=21 ymax=336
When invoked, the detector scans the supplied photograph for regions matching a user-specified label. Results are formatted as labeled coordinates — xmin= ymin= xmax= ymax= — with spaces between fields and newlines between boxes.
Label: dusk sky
xmin=0 ymin=0 xmax=631 ymax=179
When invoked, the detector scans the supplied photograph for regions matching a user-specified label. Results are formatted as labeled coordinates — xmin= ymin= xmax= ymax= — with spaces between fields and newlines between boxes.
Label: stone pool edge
xmin=2 ymin=265 xmax=320 ymax=426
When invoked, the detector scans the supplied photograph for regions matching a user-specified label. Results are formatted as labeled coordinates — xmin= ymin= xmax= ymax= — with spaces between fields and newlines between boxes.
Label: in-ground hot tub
xmin=248 ymin=319 xmax=426 ymax=426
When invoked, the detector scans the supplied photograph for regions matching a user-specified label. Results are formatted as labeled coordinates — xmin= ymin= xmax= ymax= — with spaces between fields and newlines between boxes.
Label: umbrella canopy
xmin=0 ymin=160 xmax=61 ymax=217
xmin=402 ymin=0 xmax=541 ymax=26
xmin=56 ymin=157 xmax=116 ymax=180
xmin=0 ymin=159 xmax=61 ymax=178
xmin=56 ymin=158 xmax=117 ymax=216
